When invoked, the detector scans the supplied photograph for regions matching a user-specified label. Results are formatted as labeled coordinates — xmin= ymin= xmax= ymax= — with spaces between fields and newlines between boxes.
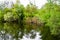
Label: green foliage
xmin=0 ymin=0 xmax=60 ymax=40
xmin=40 ymin=25 xmax=53 ymax=40
xmin=0 ymin=11 xmax=4 ymax=21
xmin=39 ymin=2 xmax=60 ymax=40
xmin=4 ymin=12 xmax=13 ymax=21
xmin=25 ymin=5 xmax=38 ymax=17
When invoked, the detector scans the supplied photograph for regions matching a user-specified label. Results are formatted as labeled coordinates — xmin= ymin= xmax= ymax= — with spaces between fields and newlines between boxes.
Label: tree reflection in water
xmin=0 ymin=22 xmax=42 ymax=40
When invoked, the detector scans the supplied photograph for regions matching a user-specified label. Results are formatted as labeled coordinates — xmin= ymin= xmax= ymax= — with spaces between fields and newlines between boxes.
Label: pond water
xmin=0 ymin=22 xmax=42 ymax=40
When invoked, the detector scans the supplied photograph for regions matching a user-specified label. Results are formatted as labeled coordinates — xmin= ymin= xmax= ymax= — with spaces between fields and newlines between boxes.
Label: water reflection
xmin=0 ymin=22 xmax=42 ymax=40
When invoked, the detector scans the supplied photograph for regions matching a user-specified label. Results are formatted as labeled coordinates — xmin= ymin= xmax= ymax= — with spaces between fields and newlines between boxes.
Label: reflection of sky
xmin=21 ymin=32 xmax=42 ymax=40
xmin=0 ymin=0 xmax=47 ymax=8
xmin=0 ymin=31 xmax=42 ymax=40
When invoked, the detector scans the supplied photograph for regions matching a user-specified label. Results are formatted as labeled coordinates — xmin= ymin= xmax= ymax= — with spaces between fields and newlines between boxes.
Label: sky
xmin=0 ymin=0 xmax=47 ymax=8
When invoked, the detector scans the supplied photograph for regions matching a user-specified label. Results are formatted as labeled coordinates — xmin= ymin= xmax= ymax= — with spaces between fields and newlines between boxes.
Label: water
xmin=0 ymin=22 xmax=42 ymax=40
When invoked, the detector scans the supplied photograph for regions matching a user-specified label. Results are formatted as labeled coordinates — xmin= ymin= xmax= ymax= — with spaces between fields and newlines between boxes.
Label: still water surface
xmin=0 ymin=22 xmax=42 ymax=40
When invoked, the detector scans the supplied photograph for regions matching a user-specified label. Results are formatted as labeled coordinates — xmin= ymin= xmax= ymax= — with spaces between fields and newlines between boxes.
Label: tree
xmin=39 ymin=1 xmax=60 ymax=39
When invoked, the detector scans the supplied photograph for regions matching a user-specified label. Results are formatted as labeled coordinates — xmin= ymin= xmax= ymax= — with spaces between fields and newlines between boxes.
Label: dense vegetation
xmin=0 ymin=0 xmax=60 ymax=40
